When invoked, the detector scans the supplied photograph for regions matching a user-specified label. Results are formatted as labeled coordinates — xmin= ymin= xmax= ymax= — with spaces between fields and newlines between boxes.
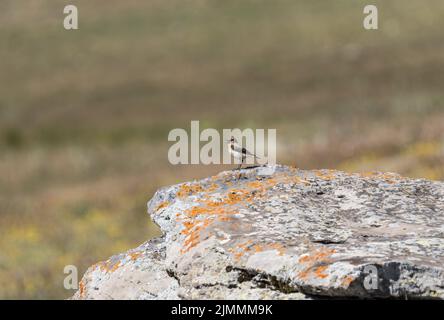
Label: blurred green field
xmin=1 ymin=0 xmax=443 ymax=299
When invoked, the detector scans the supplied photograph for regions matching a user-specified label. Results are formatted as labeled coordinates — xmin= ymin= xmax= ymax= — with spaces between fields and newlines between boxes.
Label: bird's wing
xmin=240 ymin=146 xmax=260 ymax=158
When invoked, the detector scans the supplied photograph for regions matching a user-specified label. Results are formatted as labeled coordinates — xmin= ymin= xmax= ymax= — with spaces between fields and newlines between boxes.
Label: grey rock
xmin=73 ymin=165 xmax=444 ymax=299
xmin=71 ymin=237 xmax=180 ymax=300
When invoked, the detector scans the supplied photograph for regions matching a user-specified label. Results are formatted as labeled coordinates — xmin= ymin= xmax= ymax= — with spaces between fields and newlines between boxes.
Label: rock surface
xmin=72 ymin=165 xmax=444 ymax=299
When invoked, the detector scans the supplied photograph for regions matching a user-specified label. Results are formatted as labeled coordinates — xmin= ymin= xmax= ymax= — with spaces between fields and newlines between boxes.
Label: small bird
xmin=227 ymin=137 xmax=260 ymax=170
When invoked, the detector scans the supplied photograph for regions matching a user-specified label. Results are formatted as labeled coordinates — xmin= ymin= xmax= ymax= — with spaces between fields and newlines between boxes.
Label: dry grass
xmin=0 ymin=0 xmax=443 ymax=299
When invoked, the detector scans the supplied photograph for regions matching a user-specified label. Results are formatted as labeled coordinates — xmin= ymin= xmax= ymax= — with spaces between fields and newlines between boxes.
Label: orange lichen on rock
xmin=178 ymin=177 xmax=289 ymax=255
xmin=227 ymin=191 xmax=243 ymax=202
xmin=177 ymin=171 xmax=337 ymax=256
xmin=128 ymin=251 xmax=142 ymax=261
xmin=238 ymin=240 xmax=253 ymax=249
xmin=253 ymin=244 xmax=264 ymax=253
xmin=79 ymin=280 xmax=85 ymax=298
xmin=207 ymin=183 xmax=219 ymax=192
xmin=178 ymin=184 xmax=252 ymax=253
xmin=359 ymin=171 xmax=381 ymax=178
xmin=246 ymin=181 xmax=263 ymax=189
xmin=291 ymin=176 xmax=311 ymax=185
xmin=228 ymin=241 xmax=287 ymax=261
xmin=298 ymin=247 xmax=336 ymax=264
xmin=181 ymin=220 xmax=201 ymax=236
xmin=155 ymin=201 xmax=169 ymax=211
xmin=230 ymin=240 xmax=254 ymax=261
xmin=182 ymin=231 xmax=200 ymax=253
xmin=314 ymin=265 xmax=329 ymax=279
xmin=186 ymin=202 xmax=236 ymax=217
xmin=268 ymin=242 xmax=286 ymax=256
xmin=297 ymin=247 xmax=336 ymax=280
xmin=250 ymin=242 xmax=286 ymax=255
xmin=313 ymin=170 xmax=339 ymax=181
xmin=341 ymin=275 xmax=354 ymax=287
xmin=218 ymin=215 xmax=232 ymax=222
xmin=176 ymin=183 xmax=204 ymax=198
xmin=180 ymin=218 xmax=214 ymax=253
xmin=110 ymin=261 xmax=121 ymax=272
xmin=97 ymin=260 xmax=121 ymax=273
xmin=357 ymin=171 xmax=404 ymax=184
xmin=265 ymin=173 xmax=310 ymax=186
xmin=263 ymin=177 xmax=278 ymax=187
xmin=187 ymin=206 xmax=210 ymax=216
xmin=225 ymin=188 xmax=261 ymax=204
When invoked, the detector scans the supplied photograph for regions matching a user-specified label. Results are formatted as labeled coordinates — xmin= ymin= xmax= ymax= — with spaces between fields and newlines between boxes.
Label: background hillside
xmin=1 ymin=0 xmax=443 ymax=299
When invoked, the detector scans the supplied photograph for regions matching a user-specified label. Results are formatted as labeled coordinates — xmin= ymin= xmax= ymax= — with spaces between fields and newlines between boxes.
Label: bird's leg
xmin=237 ymin=157 xmax=245 ymax=180
xmin=236 ymin=156 xmax=244 ymax=171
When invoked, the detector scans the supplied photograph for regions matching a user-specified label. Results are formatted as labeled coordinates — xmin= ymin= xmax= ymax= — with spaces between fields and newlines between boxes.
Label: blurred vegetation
xmin=0 ymin=0 xmax=443 ymax=299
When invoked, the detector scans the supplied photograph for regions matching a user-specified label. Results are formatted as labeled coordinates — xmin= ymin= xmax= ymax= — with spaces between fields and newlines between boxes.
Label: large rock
xmin=72 ymin=165 xmax=444 ymax=299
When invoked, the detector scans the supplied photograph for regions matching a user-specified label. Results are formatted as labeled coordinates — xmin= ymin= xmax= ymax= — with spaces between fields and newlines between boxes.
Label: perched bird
xmin=227 ymin=137 xmax=260 ymax=170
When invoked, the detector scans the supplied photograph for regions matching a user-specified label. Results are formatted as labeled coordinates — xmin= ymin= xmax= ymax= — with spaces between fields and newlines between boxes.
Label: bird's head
xmin=227 ymin=137 xmax=237 ymax=144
